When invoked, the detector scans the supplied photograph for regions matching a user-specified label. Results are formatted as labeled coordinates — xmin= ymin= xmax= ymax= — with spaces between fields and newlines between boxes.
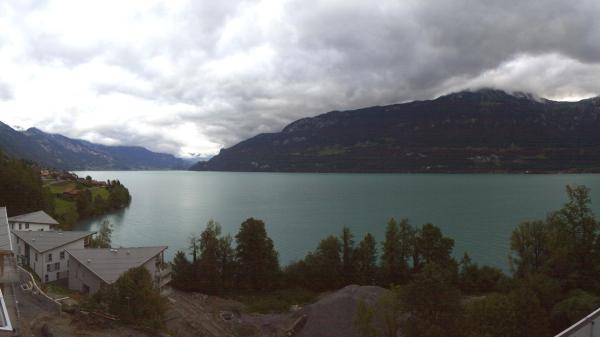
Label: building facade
xmin=12 ymin=231 xmax=95 ymax=283
xmin=67 ymin=246 xmax=171 ymax=295
xmin=8 ymin=210 xmax=59 ymax=232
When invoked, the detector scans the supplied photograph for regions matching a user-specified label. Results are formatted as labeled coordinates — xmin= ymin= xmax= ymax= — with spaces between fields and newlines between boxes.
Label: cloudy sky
xmin=1 ymin=0 xmax=600 ymax=157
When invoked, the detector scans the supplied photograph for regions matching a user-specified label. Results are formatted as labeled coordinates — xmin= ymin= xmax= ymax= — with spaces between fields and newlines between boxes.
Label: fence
xmin=17 ymin=265 xmax=62 ymax=313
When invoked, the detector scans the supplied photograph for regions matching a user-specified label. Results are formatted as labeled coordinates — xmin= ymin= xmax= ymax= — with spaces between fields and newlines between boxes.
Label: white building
xmin=8 ymin=210 xmax=59 ymax=231
xmin=67 ymin=246 xmax=171 ymax=295
xmin=12 ymin=230 xmax=95 ymax=283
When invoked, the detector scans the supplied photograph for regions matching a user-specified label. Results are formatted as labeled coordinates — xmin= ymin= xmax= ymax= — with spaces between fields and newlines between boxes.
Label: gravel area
xmin=295 ymin=285 xmax=388 ymax=337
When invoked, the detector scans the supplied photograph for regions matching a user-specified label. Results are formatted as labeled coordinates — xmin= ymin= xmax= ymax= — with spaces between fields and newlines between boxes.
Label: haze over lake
xmin=75 ymin=171 xmax=600 ymax=270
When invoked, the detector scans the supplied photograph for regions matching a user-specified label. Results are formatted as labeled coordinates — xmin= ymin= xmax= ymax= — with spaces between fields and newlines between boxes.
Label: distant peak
xmin=24 ymin=127 xmax=45 ymax=135
xmin=438 ymin=88 xmax=545 ymax=103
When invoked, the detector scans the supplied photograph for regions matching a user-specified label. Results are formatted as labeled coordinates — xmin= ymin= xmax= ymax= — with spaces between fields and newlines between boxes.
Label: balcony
xmin=155 ymin=264 xmax=171 ymax=288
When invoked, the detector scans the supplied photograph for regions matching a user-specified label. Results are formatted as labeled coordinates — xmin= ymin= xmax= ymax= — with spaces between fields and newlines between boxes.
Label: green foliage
xmin=0 ymin=151 xmax=48 ymax=216
xmin=547 ymin=185 xmax=599 ymax=289
xmin=509 ymin=220 xmax=549 ymax=277
xmin=236 ymin=288 xmax=317 ymax=313
xmin=173 ymin=220 xmax=236 ymax=294
xmin=354 ymin=300 xmax=378 ymax=337
xmin=107 ymin=180 xmax=131 ymax=209
xmin=76 ymin=189 xmax=94 ymax=218
xmin=413 ymin=223 xmax=455 ymax=271
xmin=171 ymin=250 xmax=194 ymax=291
xmin=507 ymin=284 xmax=552 ymax=337
xmin=463 ymin=293 xmax=518 ymax=337
xmin=235 ymin=218 xmax=280 ymax=291
xmin=552 ymin=290 xmax=600 ymax=331
xmin=399 ymin=263 xmax=462 ymax=337
xmin=196 ymin=220 xmax=236 ymax=294
xmin=341 ymin=227 xmax=355 ymax=284
xmin=89 ymin=220 xmax=113 ymax=248
xmin=354 ymin=233 xmax=378 ymax=285
xmin=307 ymin=235 xmax=343 ymax=290
xmin=459 ymin=253 xmax=509 ymax=294
xmin=97 ymin=266 xmax=167 ymax=328
xmin=376 ymin=286 xmax=403 ymax=337
xmin=380 ymin=218 xmax=414 ymax=285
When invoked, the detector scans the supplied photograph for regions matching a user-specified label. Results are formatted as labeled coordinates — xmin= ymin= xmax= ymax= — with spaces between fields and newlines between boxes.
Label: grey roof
xmin=8 ymin=211 xmax=59 ymax=226
xmin=66 ymin=246 xmax=168 ymax=284
xmin=0 ymin=208 xmax=12 ymax=253
xmin=12 ymin=230 xmax=95 ymax=253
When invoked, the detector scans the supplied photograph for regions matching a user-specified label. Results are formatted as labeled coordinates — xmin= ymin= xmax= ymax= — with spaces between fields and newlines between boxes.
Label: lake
xmin=74 ymin=171 xmax=600 ymax=271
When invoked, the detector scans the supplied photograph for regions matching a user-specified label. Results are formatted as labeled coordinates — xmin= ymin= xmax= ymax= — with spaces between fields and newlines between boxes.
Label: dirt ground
xmin=165 ymin=289 xmax=305 ymax=337
xmin=164 ymin=286 xmax=387 ymax=337
xmin=29 ymin=312 xmax=154 ymax=337
xmin=21 ymin=286 xmax=386 ymax=337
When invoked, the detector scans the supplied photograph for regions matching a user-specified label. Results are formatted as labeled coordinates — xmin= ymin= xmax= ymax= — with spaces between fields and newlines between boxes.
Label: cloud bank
xmin=0 ymin=0 xmax=599 ymax=156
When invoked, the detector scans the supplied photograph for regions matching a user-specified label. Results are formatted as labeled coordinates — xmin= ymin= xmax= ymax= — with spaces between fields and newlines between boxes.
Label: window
xmin=47 ymin=264 xmax=51 ymax=272
xmin=44 ymin=274 xmax=48 ymax=283
xmin=60 ymin=251 xmax=65 ymax=260
xmin=47 ymin=253 xmax=53 ymax=262
xmin=18 ymin=223 xmax=21 ymax=230
xmin=25 ymin=223 xmax=29 ymax=229
xmin=54 ymin=262 xmax=60 ymax=270
xmin=35 ymin=252 xmax=38 ymax=262
xmin=56 ymin=272 xmax=60 ymax=280
xmin=40 ymin=228 xmax=44 ymax=231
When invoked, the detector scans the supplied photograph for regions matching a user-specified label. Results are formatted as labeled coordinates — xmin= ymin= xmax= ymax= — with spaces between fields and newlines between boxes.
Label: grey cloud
xmin=3 ymin=0 xmax=600 ymax=156
xmin=0 ymin=83 xmax=13 ymax=100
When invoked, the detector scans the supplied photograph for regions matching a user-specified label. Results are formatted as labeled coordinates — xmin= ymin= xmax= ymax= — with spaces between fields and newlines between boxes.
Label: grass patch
xmin=90 ymin=187 xmax=110 ymax=199
xmin=54 ymin=198 xmax=76 ymax=217
xmin=317 ymin=146 xmax=346 ymax=156
xmin=47 ymin=181 xmax=77 ymax=194
xmin=46 ymin=284 xmax=79 ymax=298
xmin=235 ymin=288 xmax=318 ymax=314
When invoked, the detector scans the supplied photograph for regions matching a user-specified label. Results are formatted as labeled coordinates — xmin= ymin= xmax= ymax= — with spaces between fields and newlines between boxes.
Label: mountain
xmin=191 ymin=89 xmax=600 ymax=173
xmin=0 ymin=123 xmax=187 ymax=170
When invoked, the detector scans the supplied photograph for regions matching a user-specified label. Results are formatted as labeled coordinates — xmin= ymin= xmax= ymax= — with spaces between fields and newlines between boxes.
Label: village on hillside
xmin=36 ymin=169 xmax=131 ymax=228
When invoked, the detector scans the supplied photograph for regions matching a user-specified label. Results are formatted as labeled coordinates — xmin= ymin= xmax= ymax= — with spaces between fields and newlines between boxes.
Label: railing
xmin=555 ymin=307 xmax=600 ymax=337
xmin=17 ymin=265 xmax=63 ymax=313
xmin=156 ymin=264 xmax=172 ymax=288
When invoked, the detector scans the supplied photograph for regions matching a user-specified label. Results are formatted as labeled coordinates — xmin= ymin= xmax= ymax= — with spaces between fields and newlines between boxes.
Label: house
xmin=0 ymin=207 xmax=14 ymax=281
xmin=8 ymin=210 xmax=59 ymax=231
xmin=12 ymin=230 xmax=95 ymax=283
xmin=0 ymin=208 xmax=13 ymax=257
xmin=67 ymin=246 xmax=171 ymax=295
xmin=0 ymin=208 xmax=18 ymax=335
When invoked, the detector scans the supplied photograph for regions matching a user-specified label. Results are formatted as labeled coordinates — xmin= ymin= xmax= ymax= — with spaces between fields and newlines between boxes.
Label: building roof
xmin=8 ymin=210 xmax=59 ymax=226
xmin=66 ymin=246 xmax=168 ymax=284
xmin=12 ymin=230 xmax=95 ymax=253
xmin=0 ymin=208 xmax=12 ymax=253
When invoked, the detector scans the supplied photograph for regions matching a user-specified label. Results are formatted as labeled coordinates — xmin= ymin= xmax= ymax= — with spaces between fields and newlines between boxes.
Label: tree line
xmin=171 ymin=184 xmax=600 ymax=337
xmin=0 ymin=150 xmax=51 ymax=216
xmin=354 ymin=185 xmax=600 ymax=337
xmin=0 ymin=150 xmax=131 ymax=226
xmin=74 ymin=179 xmax=132 ymax=220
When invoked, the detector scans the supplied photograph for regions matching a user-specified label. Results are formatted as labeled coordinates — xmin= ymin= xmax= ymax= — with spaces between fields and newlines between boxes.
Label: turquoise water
xmin=74 ymin=171 xmax=600 ymax=271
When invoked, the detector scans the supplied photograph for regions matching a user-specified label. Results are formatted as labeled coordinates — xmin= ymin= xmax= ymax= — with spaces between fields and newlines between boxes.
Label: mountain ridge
xmin=191 ymin=89 xmax=600 ymax=173
xmin=0 ymin=122 xmax=188 ymax=170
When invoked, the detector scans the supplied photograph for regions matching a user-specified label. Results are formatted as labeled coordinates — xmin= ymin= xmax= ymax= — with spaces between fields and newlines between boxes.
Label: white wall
xmin=9 ymin=221 xmax=52 ymax=231
xmin=12 ymin=235 xmax=86 ymax=283
xmin=68 ymin=256 xmax=105 ymax=295
xmin=69 ymin=250 xmax=170 ymax=295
